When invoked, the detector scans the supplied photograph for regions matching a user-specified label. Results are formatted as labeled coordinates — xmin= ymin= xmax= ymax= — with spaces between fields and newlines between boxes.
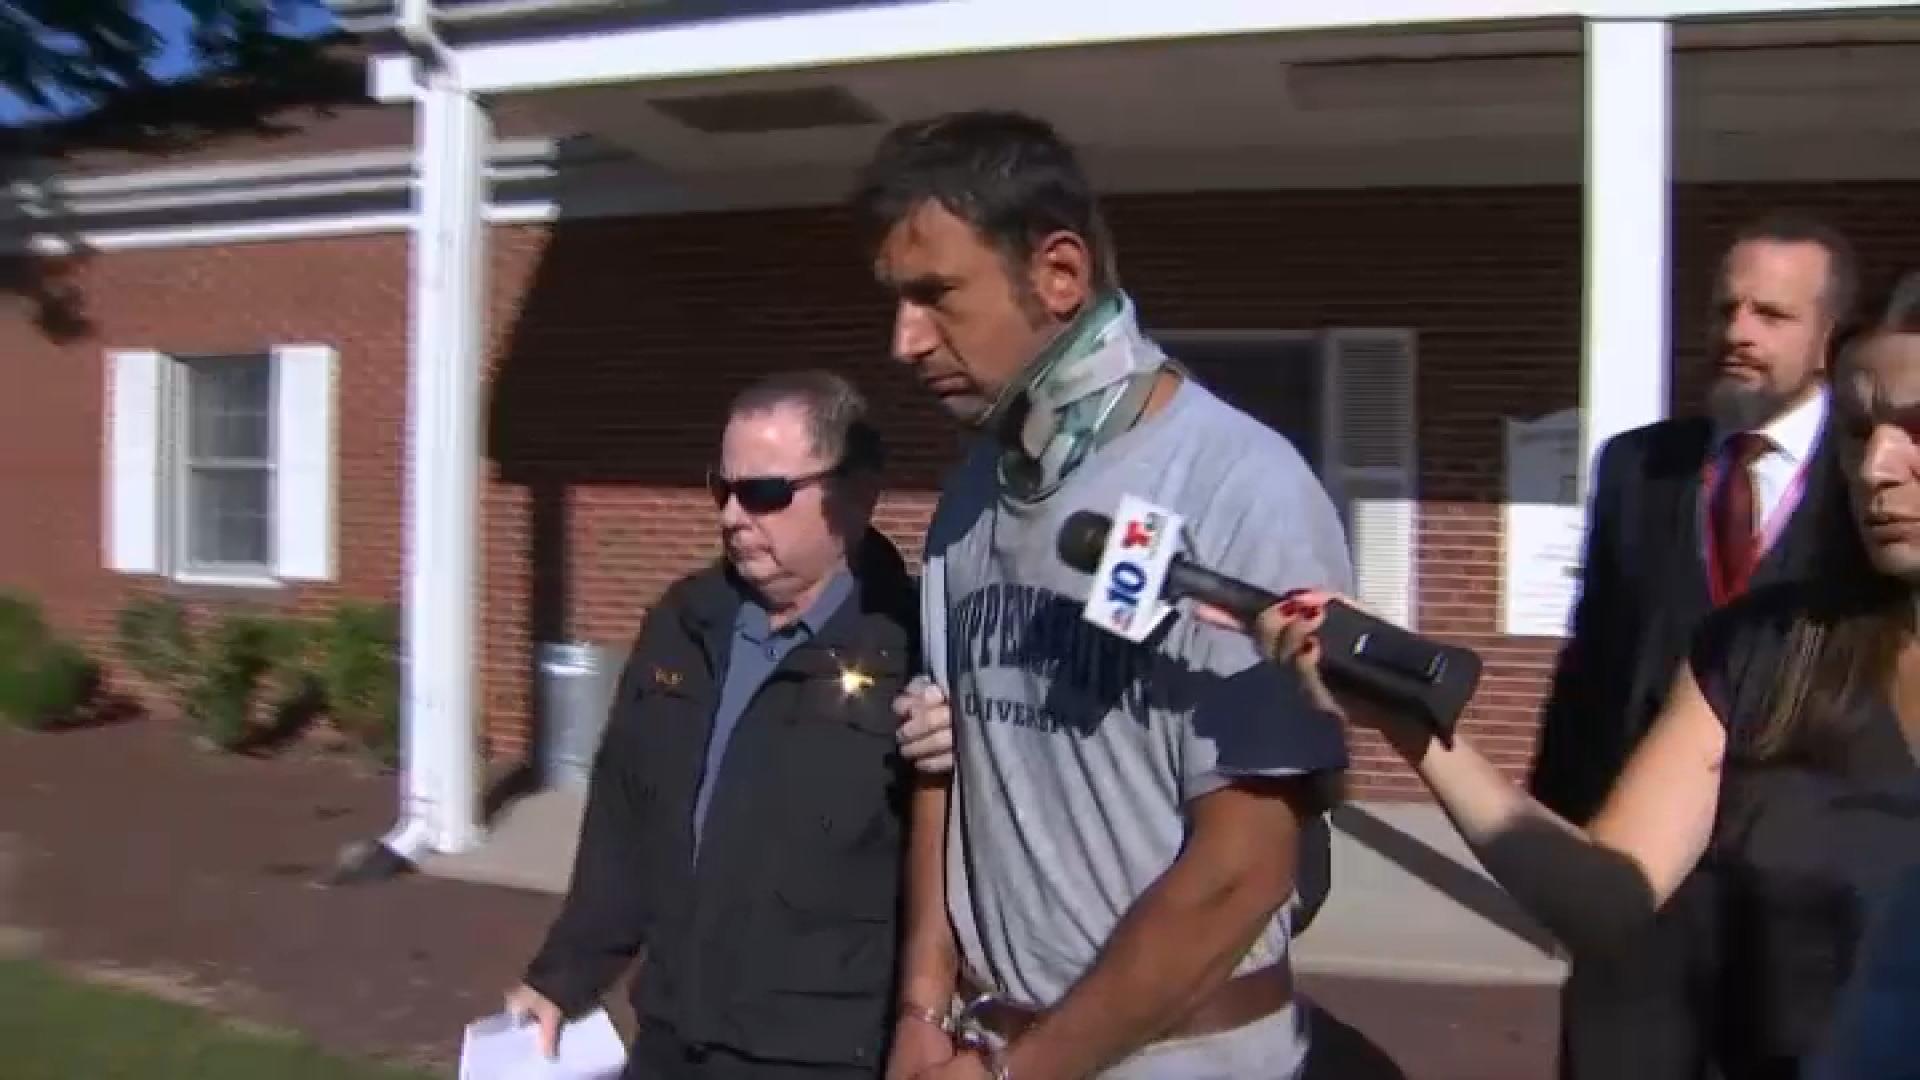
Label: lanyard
xmin=1699 ymin=445 xmax=1811 ymax=606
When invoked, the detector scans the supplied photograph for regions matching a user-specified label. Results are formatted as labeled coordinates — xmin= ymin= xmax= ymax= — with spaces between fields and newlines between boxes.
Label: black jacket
xmin=1528 ymin=414 xmax=1842 ymax=825
xmin=524 ymin=530 xmax=920 ymax=1069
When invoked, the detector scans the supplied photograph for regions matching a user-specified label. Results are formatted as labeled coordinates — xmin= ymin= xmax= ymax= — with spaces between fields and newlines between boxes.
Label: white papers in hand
xmin=458 ymin=1007 xmax=627 ymax=1080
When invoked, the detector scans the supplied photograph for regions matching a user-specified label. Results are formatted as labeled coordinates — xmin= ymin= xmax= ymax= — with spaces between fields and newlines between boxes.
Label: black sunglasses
xmin=706 ymin=465 xmax=843 ymax=515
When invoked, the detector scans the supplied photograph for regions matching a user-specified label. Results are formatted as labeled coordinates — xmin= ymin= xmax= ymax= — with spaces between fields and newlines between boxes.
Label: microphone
xmin=1057 ymin=504 xmax=1481 ymax=743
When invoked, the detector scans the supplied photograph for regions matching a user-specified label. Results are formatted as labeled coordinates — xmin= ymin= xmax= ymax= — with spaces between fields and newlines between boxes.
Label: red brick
xmin=4 ymin=182 xmax=1917 ymax=800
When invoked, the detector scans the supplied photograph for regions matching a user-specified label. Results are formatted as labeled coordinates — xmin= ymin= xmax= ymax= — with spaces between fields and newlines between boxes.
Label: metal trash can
xmin=538 ymin=642 xmax=608 ymax=790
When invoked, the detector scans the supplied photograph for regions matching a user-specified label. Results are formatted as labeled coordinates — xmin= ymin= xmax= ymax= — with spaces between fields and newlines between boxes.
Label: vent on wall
xmin=648 ymin=86 xmax=883 ymax=134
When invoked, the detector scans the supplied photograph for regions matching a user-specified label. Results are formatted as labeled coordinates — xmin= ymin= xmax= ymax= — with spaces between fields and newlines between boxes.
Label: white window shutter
xmin=1322 ymin=329 xmax=1419 ymax=629
xmin=104 ymin=349 xmax=166 ymax=574
xmin=273 ymin=344 xmax=339 ymax=582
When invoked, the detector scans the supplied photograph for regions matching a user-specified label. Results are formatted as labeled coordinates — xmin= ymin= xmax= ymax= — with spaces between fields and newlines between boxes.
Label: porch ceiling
xmin=517 ymin=17 xmax=1920 ymax=190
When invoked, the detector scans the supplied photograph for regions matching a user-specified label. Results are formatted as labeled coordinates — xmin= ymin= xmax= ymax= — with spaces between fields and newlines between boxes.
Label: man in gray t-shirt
xmin=861 ymin=110 xmax=1354 ymax=1080
xmin=934 ymin=378 xmax=1352 ymax=1078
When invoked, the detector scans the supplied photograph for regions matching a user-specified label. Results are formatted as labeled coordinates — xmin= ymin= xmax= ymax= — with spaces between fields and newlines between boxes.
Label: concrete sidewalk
xmin=424 ymin=791 xmax=1565 ymax=986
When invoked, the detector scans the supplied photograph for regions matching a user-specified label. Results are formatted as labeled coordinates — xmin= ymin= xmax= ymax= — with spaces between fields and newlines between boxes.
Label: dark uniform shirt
xmin=692 ymin=571 xmax=853 ymax=851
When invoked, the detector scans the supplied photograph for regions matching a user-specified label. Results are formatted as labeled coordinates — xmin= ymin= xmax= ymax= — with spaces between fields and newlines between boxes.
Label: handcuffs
xmin=900 ymin=993 xmax=1012 ymax=1080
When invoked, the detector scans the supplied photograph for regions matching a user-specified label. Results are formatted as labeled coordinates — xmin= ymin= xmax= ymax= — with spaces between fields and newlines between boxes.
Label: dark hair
xmin=851 ymin=109 xmax=1117 ymax=290
xmin=1747 ymin=508 xmax=1897 ymax=764
xmin=1746 ymin=329 xmax=1907 ymax=763
xmin=728 ymin=370 xmax=885 ymax=473
xmin=1729 ymin=214 xmax=1861 ymax=328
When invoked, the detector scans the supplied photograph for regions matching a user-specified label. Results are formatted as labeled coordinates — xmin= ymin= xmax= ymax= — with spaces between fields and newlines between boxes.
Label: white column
xmin=1580 ymin=18 xmax=1672 ymax=495
xmin=400 ymin=67 xmax=489 ymax=856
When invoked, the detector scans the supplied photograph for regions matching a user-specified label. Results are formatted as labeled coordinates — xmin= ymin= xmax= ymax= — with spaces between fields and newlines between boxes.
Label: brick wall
xmin=4 ymin=182 xmax=1917 ymax=798
xmin=0 ymin=233 xmax=412 ymax=649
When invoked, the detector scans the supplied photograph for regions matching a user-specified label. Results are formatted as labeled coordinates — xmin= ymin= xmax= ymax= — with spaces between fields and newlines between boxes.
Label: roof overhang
xmin=354 ymin=0 xmax=1920 ymax=103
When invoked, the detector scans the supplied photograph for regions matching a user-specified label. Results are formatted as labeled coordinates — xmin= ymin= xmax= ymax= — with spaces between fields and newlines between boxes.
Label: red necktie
xmin=1710 ymin=432 xmax=1772 ymax=603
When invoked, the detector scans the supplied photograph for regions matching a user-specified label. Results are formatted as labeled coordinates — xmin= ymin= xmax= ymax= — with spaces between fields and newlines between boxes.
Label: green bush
xmin=0 ymin=591 xmax=99 ymax=731
xmin=115 ymin=595 xmax=193 ymax=685
xmin=114 ymin=595 xmax=402 ymax=762
xmin=314 ymin=602 xmax=401 ymax=767
xmin=192 ymin=612 xmax=301 ymax=750
xmin=0 ymin=590 xmax=48 ymax=651
xmin=116 ymin=597 xmax=306 ymax=751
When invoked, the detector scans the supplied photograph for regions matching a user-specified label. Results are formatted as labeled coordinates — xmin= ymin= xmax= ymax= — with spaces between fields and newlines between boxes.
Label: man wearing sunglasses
xmin=865 ymin=111 xmax=1353 ymax=1080
xmin=510 ymin=370 xmax=924 ymax=1080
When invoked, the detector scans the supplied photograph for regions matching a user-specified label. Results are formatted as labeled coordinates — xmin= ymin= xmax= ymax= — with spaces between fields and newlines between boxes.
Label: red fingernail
xmin=1278 ymin=601 xmax=1302 ymax=616
xmin=1302 ymin=602 xmax=1324 ymax=618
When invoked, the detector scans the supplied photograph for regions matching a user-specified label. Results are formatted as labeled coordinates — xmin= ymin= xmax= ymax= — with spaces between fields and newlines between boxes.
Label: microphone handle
xmin=1167 ymin=558 xmax=1282 ymax=621
xmin=1167 ymin=558 xmax=1474 ymax=744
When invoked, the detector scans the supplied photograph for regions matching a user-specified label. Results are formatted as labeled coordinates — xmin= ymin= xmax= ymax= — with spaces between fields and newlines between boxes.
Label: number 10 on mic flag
xmin=1080 ymin=494 xmax=1186 ymax=644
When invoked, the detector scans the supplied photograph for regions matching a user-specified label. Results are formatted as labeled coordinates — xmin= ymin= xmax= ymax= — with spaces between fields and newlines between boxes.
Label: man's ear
xmin=1029 ymin=230 xmax=1093 ymax=321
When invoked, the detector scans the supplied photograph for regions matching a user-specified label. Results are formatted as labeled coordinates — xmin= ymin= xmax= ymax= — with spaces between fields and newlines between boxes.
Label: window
xmin=1157 ymin=329 xmax=1420 ymax=629
xmin=1160 ymin=332 xmax=1324 ymax=470
xmin=178 ymin=356 xmax=276 ymax=575
xmin=105 ymin=344 xmax=338 ymax=585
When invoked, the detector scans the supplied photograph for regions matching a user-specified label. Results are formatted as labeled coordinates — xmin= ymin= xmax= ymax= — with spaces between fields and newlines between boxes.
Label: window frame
xmin=164 ymin=352 xmax=282 ymax=587
xmin=1153 ymin=328 xmax=1334 ymax=474
xmin=1151 ymin=326 xmax=1423 ymax=631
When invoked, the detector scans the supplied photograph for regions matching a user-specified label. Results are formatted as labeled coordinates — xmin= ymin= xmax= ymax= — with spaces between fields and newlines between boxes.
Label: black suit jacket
xmin=1528 ymin=413 xmax=1842 ymax=825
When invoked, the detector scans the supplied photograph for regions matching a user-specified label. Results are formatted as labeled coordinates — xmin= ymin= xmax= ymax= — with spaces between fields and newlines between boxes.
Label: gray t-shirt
xmin=926 ymin=378 xmax=1355 ymax=1078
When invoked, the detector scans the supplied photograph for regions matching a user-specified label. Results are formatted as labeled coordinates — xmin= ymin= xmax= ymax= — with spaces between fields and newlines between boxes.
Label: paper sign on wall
xmin=1503 ymin=408 xmax=1585 ymax=638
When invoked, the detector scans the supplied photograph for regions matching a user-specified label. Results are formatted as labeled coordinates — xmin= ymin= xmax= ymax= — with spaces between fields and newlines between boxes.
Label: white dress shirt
xmin=1712 ymin=384 xmax=1829 ymax=540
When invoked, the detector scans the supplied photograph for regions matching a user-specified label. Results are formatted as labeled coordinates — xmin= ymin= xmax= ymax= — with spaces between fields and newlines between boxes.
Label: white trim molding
xmin=28 ymin=212 xmax=414 ymax=255
xmin=363 ymin=0 xmax=1920 ymax=99
xmin=1 ymin=136 xmax=655 ymax=255
xmin=13 ymin=130 xmax=1920 ymax=256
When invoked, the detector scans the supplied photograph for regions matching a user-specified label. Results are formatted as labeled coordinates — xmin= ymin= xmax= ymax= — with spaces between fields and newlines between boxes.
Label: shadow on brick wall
xmin=481 ymin=185 xmax=1920 ymax=914
xmin=485 ymin=203 xmax=959 ymax=780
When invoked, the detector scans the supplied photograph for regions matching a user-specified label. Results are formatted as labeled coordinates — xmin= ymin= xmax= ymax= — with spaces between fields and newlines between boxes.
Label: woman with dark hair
xmin=1205 ymin=306 xmax=1920 ymax=1078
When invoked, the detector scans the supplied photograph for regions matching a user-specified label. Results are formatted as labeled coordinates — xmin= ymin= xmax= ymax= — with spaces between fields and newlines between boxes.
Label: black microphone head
xmin=1057 ymin=511 xmax=1113 ymax=574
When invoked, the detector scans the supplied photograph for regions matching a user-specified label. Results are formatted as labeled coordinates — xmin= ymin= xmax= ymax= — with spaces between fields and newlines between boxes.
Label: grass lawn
xmin=0 ymin=954 xmax=438 ymax=1080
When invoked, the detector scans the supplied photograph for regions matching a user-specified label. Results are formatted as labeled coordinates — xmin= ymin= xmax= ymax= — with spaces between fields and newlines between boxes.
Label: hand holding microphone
xmin=1057 ymin=505 xmax=1480 ymax=745
xmin=1190 ymin=590 xmax=1432 ymax=753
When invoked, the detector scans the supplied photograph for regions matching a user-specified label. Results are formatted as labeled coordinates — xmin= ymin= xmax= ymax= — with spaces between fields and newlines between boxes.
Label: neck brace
xmin=987 ymin=291 xmax=1170 ymax=500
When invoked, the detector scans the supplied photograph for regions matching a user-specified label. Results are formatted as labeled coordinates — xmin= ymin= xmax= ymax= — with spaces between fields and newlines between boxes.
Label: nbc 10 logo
xmin=1100 ymin=511 xmax=1165 ymax=631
